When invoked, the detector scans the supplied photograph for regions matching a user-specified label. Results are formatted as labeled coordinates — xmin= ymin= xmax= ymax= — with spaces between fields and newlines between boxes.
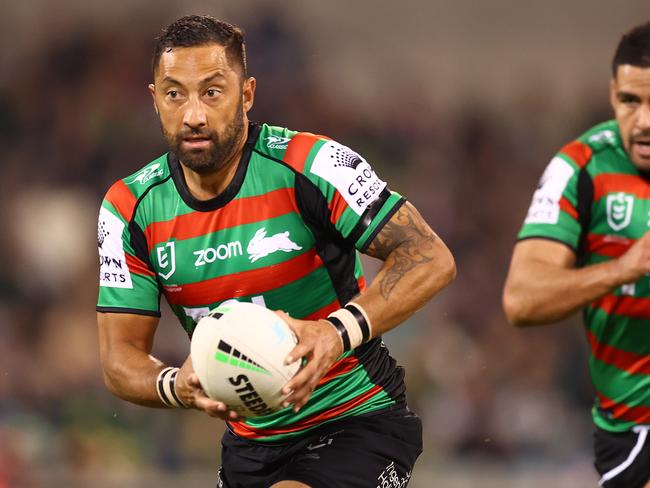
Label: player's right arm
xmin=97 ymin=311 xmax=233 ymax=417
xmin=503 ymin=235 xmax=650 ymax=326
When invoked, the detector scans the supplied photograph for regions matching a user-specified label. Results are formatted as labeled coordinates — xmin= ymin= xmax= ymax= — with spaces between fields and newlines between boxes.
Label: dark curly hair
xmin=152 ymin=15 xmax=247 ymax=77
xmin=612 ymin=21 xmax=650 ymax=77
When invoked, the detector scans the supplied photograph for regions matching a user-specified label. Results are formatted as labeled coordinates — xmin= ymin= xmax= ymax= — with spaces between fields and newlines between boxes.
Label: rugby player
xmin=503 ymin=21 xmax=650 ymax=488
xmin=96 ymin=15 xmax=456 ymax=488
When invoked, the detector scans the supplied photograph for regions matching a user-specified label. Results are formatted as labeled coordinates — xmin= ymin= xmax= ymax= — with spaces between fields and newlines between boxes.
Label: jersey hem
xmin=96 ymin=306 xmax=161 ymax=317
xmin=516 ymin=235 xmax=577 ymax=253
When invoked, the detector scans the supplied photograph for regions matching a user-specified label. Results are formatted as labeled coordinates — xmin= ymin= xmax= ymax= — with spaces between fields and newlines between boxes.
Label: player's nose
xmin=182 ymin=95 xmax=208 ymax=128
xmin=636 ymin=102 xmax=650 ymax=130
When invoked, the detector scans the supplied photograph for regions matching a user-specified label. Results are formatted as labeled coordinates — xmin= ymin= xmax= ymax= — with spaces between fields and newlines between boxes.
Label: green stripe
xmin=592 ymin=406 xmax=637 ymax=432
xmin=589 ymin=357 xmax=650 ymax=406
xmin=518 ymin=210 xmax=581 ymax=249
xmin=98 ymin=272 xmax=160 ymax=312
xmin=587 ymin=307 xmax=650 ymax=357
xmin=355 ymin=192 xmax=403 ymax=249
xmin=238 ymin=157 xmax=294 ymax=198
xmin=133 ymin=180 xmax=195 ymax=228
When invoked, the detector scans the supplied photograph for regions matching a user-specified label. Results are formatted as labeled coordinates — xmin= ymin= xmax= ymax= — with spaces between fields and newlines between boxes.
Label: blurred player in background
xmin=96 ymin=15 xmax=455 ymax=488
xmin=503 ymin=21 xmax=650 ymax=488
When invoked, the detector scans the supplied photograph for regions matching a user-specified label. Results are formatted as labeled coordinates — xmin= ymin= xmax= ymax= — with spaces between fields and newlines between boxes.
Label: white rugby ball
xmin=190 ymin=302 xmax=300 ymax=418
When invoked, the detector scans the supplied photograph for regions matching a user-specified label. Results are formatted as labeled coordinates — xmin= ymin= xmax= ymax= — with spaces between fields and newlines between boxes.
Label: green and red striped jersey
xmin=518 ymin=120 xmax=650 ymax=432
xmin=97 ymin=123 xmax=407 ymax=442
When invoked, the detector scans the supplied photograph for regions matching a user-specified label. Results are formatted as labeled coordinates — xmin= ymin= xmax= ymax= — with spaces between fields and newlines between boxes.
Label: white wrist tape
xmin=326 ymin=302 xmax=372 ymax=351
xmin=156 ymin=367 xmax=188 ymax=408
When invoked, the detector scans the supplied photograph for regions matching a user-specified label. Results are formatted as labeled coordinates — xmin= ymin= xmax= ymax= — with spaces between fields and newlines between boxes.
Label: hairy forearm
xmin=359 ymin=203 xmax=456 ymax=335
xmin=503 ymin=258 xmax=622 ymax=326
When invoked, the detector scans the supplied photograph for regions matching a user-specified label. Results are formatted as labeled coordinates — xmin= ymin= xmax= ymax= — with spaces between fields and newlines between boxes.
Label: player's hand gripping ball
xmin=191 ymin=302 xmax=300 ymax=418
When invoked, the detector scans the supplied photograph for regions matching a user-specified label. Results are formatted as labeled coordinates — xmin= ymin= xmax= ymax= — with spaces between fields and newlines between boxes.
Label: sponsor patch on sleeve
xmin=310 ymin=141 xmax=387 ymax=215
xmin=524 ymin=156 xmax=575 ymax=225
xmin=98 ymin=206 xmax=134 ymax=289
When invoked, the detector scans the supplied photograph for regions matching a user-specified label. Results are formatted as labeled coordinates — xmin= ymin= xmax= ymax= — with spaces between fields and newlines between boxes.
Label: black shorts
xmin=594 ymin=426 xmax=650 ymax=488
xmin=217 ymin=408 xmax=423 ymax=488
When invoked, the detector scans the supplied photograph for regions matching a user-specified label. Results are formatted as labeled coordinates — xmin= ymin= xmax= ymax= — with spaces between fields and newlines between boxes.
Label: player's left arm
xmin=355 ymin=200 xmax=456 ymax=333
xmin=281 ymin=201 xmax=455 ymax=411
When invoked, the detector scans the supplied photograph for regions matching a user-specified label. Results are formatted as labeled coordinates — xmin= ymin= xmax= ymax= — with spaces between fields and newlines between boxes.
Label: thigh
xmin=594 ymin=426 xmax=650 ymax=488
xmin=281 ymin=409 xmax=423 ymax=488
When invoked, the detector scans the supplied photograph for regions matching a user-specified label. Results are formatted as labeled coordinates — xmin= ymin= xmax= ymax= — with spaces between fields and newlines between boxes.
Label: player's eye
xmin=619 ymin=94 xmax=640 ymax=106
xmin=167 ymin=90 xmax=179 ymax=99
xmin=206 ymin=88 xmax=222 ymax=98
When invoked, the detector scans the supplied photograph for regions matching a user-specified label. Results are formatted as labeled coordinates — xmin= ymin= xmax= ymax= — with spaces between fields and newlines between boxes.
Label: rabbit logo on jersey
xmin=98 ymin=207 xmax=133 ymax=289
xmin=310 ymin=141 xmax=387 ymax=215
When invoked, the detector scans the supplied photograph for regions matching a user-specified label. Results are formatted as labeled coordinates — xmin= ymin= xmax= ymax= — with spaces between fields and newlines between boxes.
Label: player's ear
xmin=148 ymin=83 xmax=159 ymax=115
xmin=609 ymin=78 xmax=617 ymax=112
xmin=242 ymin=77 xmax=256 ymax=113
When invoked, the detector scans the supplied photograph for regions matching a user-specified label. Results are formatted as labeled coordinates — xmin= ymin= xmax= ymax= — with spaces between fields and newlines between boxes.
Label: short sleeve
xmin=96 ymin=182 xmax=161 ymax=316
xmin=518 ymin=149 xmax=585 ymax=250
xmin=302 ymin=139 xmax=405 ymax=251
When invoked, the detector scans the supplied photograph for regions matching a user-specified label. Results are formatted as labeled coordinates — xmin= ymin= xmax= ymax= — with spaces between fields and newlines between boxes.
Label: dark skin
xmin=98 ymin=43 xmax=456 ymax=429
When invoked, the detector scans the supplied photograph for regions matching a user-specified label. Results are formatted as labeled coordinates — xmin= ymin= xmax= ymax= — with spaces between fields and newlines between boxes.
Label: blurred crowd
xmin=0 ymin=5 xmax=617 ymax=487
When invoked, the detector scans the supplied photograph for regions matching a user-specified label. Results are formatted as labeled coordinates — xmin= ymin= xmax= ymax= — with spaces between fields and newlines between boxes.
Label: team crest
xmin=156 ymin=241 xmax=176 ymax=279
xmin=606 ymin=192 xmax=634 ymax=231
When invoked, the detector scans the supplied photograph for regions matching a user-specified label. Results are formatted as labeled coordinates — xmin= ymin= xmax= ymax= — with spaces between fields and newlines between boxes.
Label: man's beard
xmin=163 ymin=102 xmax=246 ymax=175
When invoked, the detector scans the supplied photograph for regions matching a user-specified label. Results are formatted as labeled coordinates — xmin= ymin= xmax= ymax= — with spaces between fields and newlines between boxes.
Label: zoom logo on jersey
xmin=194 ymin=241 xmax=243 ymax=266
xmin=310 ymin=141 xmax=387 ymax=215
xmin=129 ymin=163 xmax=164 ymax=184
xmin=265 ymin=135 xmax=291 ymax=149
xmin=98 ymin=207 xmax=133 ymax=289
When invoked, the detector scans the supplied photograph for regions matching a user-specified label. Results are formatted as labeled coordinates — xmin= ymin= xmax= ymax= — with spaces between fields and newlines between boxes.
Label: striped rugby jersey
xmin=97 ymin=123 xmax=408 ymax=442
xmin=518 ymin=120 xmax=650 ymax=432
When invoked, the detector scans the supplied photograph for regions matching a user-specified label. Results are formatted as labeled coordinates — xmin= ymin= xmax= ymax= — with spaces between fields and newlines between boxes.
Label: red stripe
xmin=587 ymin=329 xmax=650 ymax=375
xmin=163 ymin=249 xmax=323 ymax=306
xmin=357 ymin=275 xmax=367 ymax=292
xmin=587 ymin=233 xmax=633 ymax=258
xmin=125 ymin=253 xmax=155 ymax=277
xmin=144 ymin=188 xmax=298 ymax=251
xmin=329 ymin=191 xmax=348 ymax=225
xmin=229 ymin=385 xmax=382 ymax=439
xmin=105 ymin=180 xmax=137 ymax=222
xmin=560 ymin=140 xmax=592 ymax=168
xmin=592 ymin=294 xmax=650 ymax=320
xmin=597 ymin=392 xmax=650 ymax=424
xmin=559 ymin=196 xmax=578 ymax=220
xmin=303 ymin=298 xmax=341 ymax=321
xmin=283 ymin=133 xmax=322 ymax=173
xmin=318 ymin=356 xmax=360 ymax=386
xmin=593 ymin=173 xmax=650 ymax=201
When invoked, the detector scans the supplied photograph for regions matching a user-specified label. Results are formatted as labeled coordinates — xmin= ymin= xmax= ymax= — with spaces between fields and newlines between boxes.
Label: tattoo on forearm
xmin=366 ymin=204 xmax=437 ymax=300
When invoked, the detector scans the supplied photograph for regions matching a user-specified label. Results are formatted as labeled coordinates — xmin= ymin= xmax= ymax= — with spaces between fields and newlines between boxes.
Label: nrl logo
xmin=156 ymin=241 xmax=176 ymax=279
xmin=606 ymin=192 xmax=634 ymax=231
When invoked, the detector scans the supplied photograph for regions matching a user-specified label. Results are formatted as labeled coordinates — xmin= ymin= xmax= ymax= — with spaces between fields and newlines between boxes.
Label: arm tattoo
xmin=366 ymin=203 xmax=437 ymax=300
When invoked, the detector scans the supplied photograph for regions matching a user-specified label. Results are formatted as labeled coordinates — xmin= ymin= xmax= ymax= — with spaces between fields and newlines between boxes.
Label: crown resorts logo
xmin=98 ymin=220 xmax=110 ymax=249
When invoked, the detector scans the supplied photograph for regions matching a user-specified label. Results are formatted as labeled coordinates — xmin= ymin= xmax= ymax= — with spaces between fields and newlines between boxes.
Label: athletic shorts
xmin=594 ymin=426 xmax=650 ymax=488
xmin=217 ymin=407 xmax=423 ymax=488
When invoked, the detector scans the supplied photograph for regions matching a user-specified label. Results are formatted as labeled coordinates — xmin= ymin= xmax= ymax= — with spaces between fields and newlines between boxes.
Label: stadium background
xmin=1 ymin=0 xmax=649 ymax=486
